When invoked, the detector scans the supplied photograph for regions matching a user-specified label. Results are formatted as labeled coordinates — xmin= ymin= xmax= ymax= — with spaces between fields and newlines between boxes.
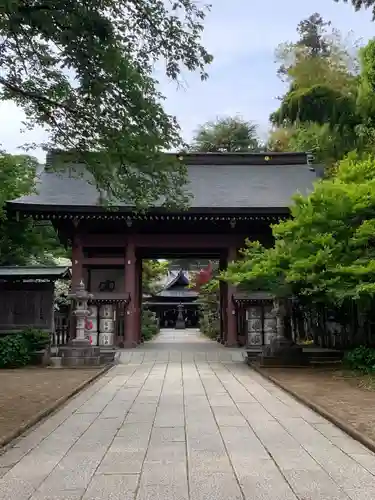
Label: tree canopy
xmin=142 ymin=260 xmax=169 ymax=295
xmin=267 ymin=12 xmax=375 ymax=167
xmin=190 ymin=117 xmax=261 ymax=153
xmin=0 ymin=0 xmax=212 ymax=208
xmin=224 ymin=154 xmax=375 ymax=308
xmin=0 ymin=152 xmax=66 ymax=265
xmin=334 ymin=0 xmax=375 ymax=18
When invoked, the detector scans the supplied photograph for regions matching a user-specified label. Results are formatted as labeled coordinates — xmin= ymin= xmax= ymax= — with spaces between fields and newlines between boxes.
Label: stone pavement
xmin=1 ymin=329 xmax=375 ymax=500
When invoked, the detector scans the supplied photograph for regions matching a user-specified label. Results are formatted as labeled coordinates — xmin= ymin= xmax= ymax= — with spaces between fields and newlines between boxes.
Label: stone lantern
xmin=175 ymin=303 xmax=186 ymax=330
xmin=67 ymin=280 xmax=93 ymax=344
xmin=58 ymin=280 xmax=102 ymax=366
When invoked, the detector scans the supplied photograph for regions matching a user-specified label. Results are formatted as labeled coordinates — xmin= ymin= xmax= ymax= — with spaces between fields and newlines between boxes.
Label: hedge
xmin=0 ymin=328 xmax=50 ymax=368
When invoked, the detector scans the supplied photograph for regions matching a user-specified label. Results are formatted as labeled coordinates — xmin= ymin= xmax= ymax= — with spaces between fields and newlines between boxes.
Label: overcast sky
xmin=1 ymin=0 xmax=374 ymax=161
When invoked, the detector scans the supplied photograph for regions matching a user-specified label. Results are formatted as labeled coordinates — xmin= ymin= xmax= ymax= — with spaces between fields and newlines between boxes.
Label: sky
xmin=1 ymin=0 xmax=374 ymax=161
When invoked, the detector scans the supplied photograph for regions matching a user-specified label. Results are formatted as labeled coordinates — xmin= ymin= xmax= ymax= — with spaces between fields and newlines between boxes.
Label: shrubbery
xmin=344 ymin=346 xmax=375 ymax=374
xmin=0 ymin=328 xmax=50 ymax=368
xmin=141 ymin=309 xmax=159 ymax=341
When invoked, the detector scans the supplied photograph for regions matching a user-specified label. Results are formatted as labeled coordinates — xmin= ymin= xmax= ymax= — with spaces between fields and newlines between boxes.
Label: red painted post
xmin=70 ymin=234 xmax=83 ymax=340
xmin=124 ymin=240 xmax=138 ymax=347
xmin=71 ymin=234 xmax=83 ymax=288
xmin=226 ymin=247 xmax=238 ymax=347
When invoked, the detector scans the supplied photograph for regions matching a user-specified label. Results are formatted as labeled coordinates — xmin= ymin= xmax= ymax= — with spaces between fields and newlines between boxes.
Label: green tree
xmin=273 ymin=16 xmax=358 ymax=127
xmin=277 ymin=13 xmax=331 ymax=79
xmin=334 ymin=0 xmax=375 ymax=18
xmin=269 ymin=16 xmax=365 ymax=167
xmin=142 ymin=260 xmax=169 ymax=294
xmin=0 ymin=152 xmax=66 ymax=265
xmin=296 ymin=13 xmax=331 ymax=56
xmin=224 ymin=154 xmax=375 ymax=308
xmin=0 ymin=0 xmax=212 ymax=207
xmin=190 ymin=117 xmax=261 ymax=152
xmin=268 ymin=122 xmax=355 ymax=166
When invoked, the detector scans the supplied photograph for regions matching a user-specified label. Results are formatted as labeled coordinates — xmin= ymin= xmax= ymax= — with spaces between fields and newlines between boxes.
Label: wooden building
xmin=145 ymin=269 xmax=199 ymax=328
xmin=0 ymin=266 xmax=71 ymax=334
xmin=7 ymin=151 xmax=321 ymax=347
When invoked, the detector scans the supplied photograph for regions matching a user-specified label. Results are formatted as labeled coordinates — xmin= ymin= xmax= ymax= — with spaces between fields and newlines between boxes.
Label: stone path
xmin=1 ymin=329 xmax=375 ymax=500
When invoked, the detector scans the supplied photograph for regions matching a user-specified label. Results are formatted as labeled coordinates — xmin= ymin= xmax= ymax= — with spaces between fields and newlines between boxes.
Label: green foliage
xmin=334 ymin=0 xmax=375 ymax=19
xmin=357 ymin=40 xmax=375 ymax=121
xmin=142 ymin=260 xmax=169 ymax=294
xmin=344 ymin=346 xmax=375 ymax=373
xmin=22 ymin=328 xmax=51 ymax=352
xmin=269 ymin=14 xmax=369 ymax=165
xmin=0 ymin=334 xmax=31 ymax=368
xmin=268 ymin=122 xmax=355 ymax=166
xmin=224 ymin=154 xmax=375 ymax=309
xmin=0 ymin=152 xmax=67 ymax=265
xmin=0 ymin=0 xmax=212 ymax=207
xmin=0 ymin=328 xmax=51 ymax=369
xmin=191 ymin=117 xmax=260 ymax=153
xmin=197 ymin=277 xmax=220 ymax=339
xmin=141 ymin=309 xmax=159 ymax=341
xmin=271 ymin=84 xmax=358 ymax=129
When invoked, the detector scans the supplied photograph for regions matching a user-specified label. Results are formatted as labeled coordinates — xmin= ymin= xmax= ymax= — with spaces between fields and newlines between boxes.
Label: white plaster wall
xmin=89 ymin=268 xmax=125 ymax=293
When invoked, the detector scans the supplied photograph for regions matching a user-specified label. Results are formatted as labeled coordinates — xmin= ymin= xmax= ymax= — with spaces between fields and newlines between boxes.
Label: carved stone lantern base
xmin=260 ymin=336 xmax=308 ymax=367
xmin=175 ymin=319 xmax=186 ymax=329
xmin=58 ymin=343 xmax=102 ymax=367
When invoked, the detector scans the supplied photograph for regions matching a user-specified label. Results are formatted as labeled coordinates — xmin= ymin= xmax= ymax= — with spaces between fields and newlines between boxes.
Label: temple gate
xmin=7 ymin=151 xmax=320 ymax=347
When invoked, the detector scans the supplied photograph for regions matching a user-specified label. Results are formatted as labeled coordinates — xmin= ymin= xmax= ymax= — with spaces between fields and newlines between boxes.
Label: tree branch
xmin=0 ymin=76 xmax=76 ymax=114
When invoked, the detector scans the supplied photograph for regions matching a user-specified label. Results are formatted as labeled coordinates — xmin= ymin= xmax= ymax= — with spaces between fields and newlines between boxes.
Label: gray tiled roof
xmin=8 ymin=157 xmax=319 ymax=210
xmin=156 ymin=289 xmax=198 ymax=298
xmin=0 ymin=266 xmax=71 ymax=280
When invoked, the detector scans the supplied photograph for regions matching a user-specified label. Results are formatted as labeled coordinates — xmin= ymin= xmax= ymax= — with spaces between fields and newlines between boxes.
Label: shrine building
xmin=145 ymin=268 xmax=199 ymax=328
xmin=7 ymin=151 xmax=320 ymax=347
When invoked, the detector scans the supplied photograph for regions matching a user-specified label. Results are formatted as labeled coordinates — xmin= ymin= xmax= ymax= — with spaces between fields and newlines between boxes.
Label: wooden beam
xmin=82 ymin=257 xmax=125 ymax=265
xmin=81 ymin=233 xmax=246 ymax=249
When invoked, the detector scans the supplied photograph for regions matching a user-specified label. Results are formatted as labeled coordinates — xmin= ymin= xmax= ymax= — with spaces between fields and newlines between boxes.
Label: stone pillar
xmin=175 ymin=303 xmax=186 ymax=329
xmin=124 ymin=240 xmax=137 ymax=347
xmin=226 ymin=247 xmax=237 ymax=347
xmin=67 ymin=280 xmax=93 ymax=344
xmin=58 ymin=280 xmax=102 ymax=367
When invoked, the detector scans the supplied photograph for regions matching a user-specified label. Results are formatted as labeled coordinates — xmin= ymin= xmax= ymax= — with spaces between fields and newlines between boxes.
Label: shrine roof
xmin=154 ymin=269 xmax=197 ymax=298
xmin=7 ymin=152 xmax=322 ymax=213
xmin=0 ymin=266 xmax=71 ymax=281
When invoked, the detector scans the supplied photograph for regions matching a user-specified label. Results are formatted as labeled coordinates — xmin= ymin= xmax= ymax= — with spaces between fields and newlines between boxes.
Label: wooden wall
xmin=0 ymin=282 xmax=54 ymax=333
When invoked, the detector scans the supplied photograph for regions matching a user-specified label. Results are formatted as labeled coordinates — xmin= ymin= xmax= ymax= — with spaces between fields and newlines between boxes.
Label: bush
xmin=21 ymin=328 xmax=50 ymax=351
xmin=200 ymin=313 xmax=219 ymax=339
xmin=344 ymin=346 xmax=375 ymax=373
xmin=0 ymin=328 xmax=50 ymax=368
xmin=0 ymin=334 xmax=30 ymax=368
xmin=141 ymin=309 xmax=159 ymax=341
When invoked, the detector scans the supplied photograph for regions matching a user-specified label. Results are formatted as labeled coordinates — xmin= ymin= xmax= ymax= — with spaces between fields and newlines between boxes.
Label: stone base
xmin=122 ymin=339 xmax=139 ymax=348
xmin=58 ymin=342 xmax=101 ymax=367
xmin=29 ymin=349 xmax=51 ymax=366
xmin=258 ymin=354 xmax=309 ymax=367
xmin=175 ymin=320 xmax=186 ymax=330
xmin=259 ymin=336 xmax=309 ymax=367
xmin=50 ymin=356 xmax=62 ymax=368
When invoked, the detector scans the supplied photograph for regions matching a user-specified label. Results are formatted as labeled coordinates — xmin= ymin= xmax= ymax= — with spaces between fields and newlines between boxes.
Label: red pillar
xmin=124 ymin=240 xmax=138 ymax=347
xmin=133 ymin=258 xmax=142 ymax=344
xmin=71 ymin=234 xmax=83 ymax=288
xmin=226 ymin=246 xmax=237 ymax=347
xmin=70 ymin=234 xmax=83 ymax=340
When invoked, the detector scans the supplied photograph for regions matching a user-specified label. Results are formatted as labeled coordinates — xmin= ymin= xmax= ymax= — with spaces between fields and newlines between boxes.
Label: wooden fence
xmin=52 ymin=312 xmax=70 ymax=346
xmin=291 ymin=302 xmax=375 ymax=350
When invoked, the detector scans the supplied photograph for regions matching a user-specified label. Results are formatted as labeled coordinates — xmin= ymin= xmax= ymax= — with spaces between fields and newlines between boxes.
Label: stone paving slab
xmin=0 ymin=329 xmax=375 ymax=499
